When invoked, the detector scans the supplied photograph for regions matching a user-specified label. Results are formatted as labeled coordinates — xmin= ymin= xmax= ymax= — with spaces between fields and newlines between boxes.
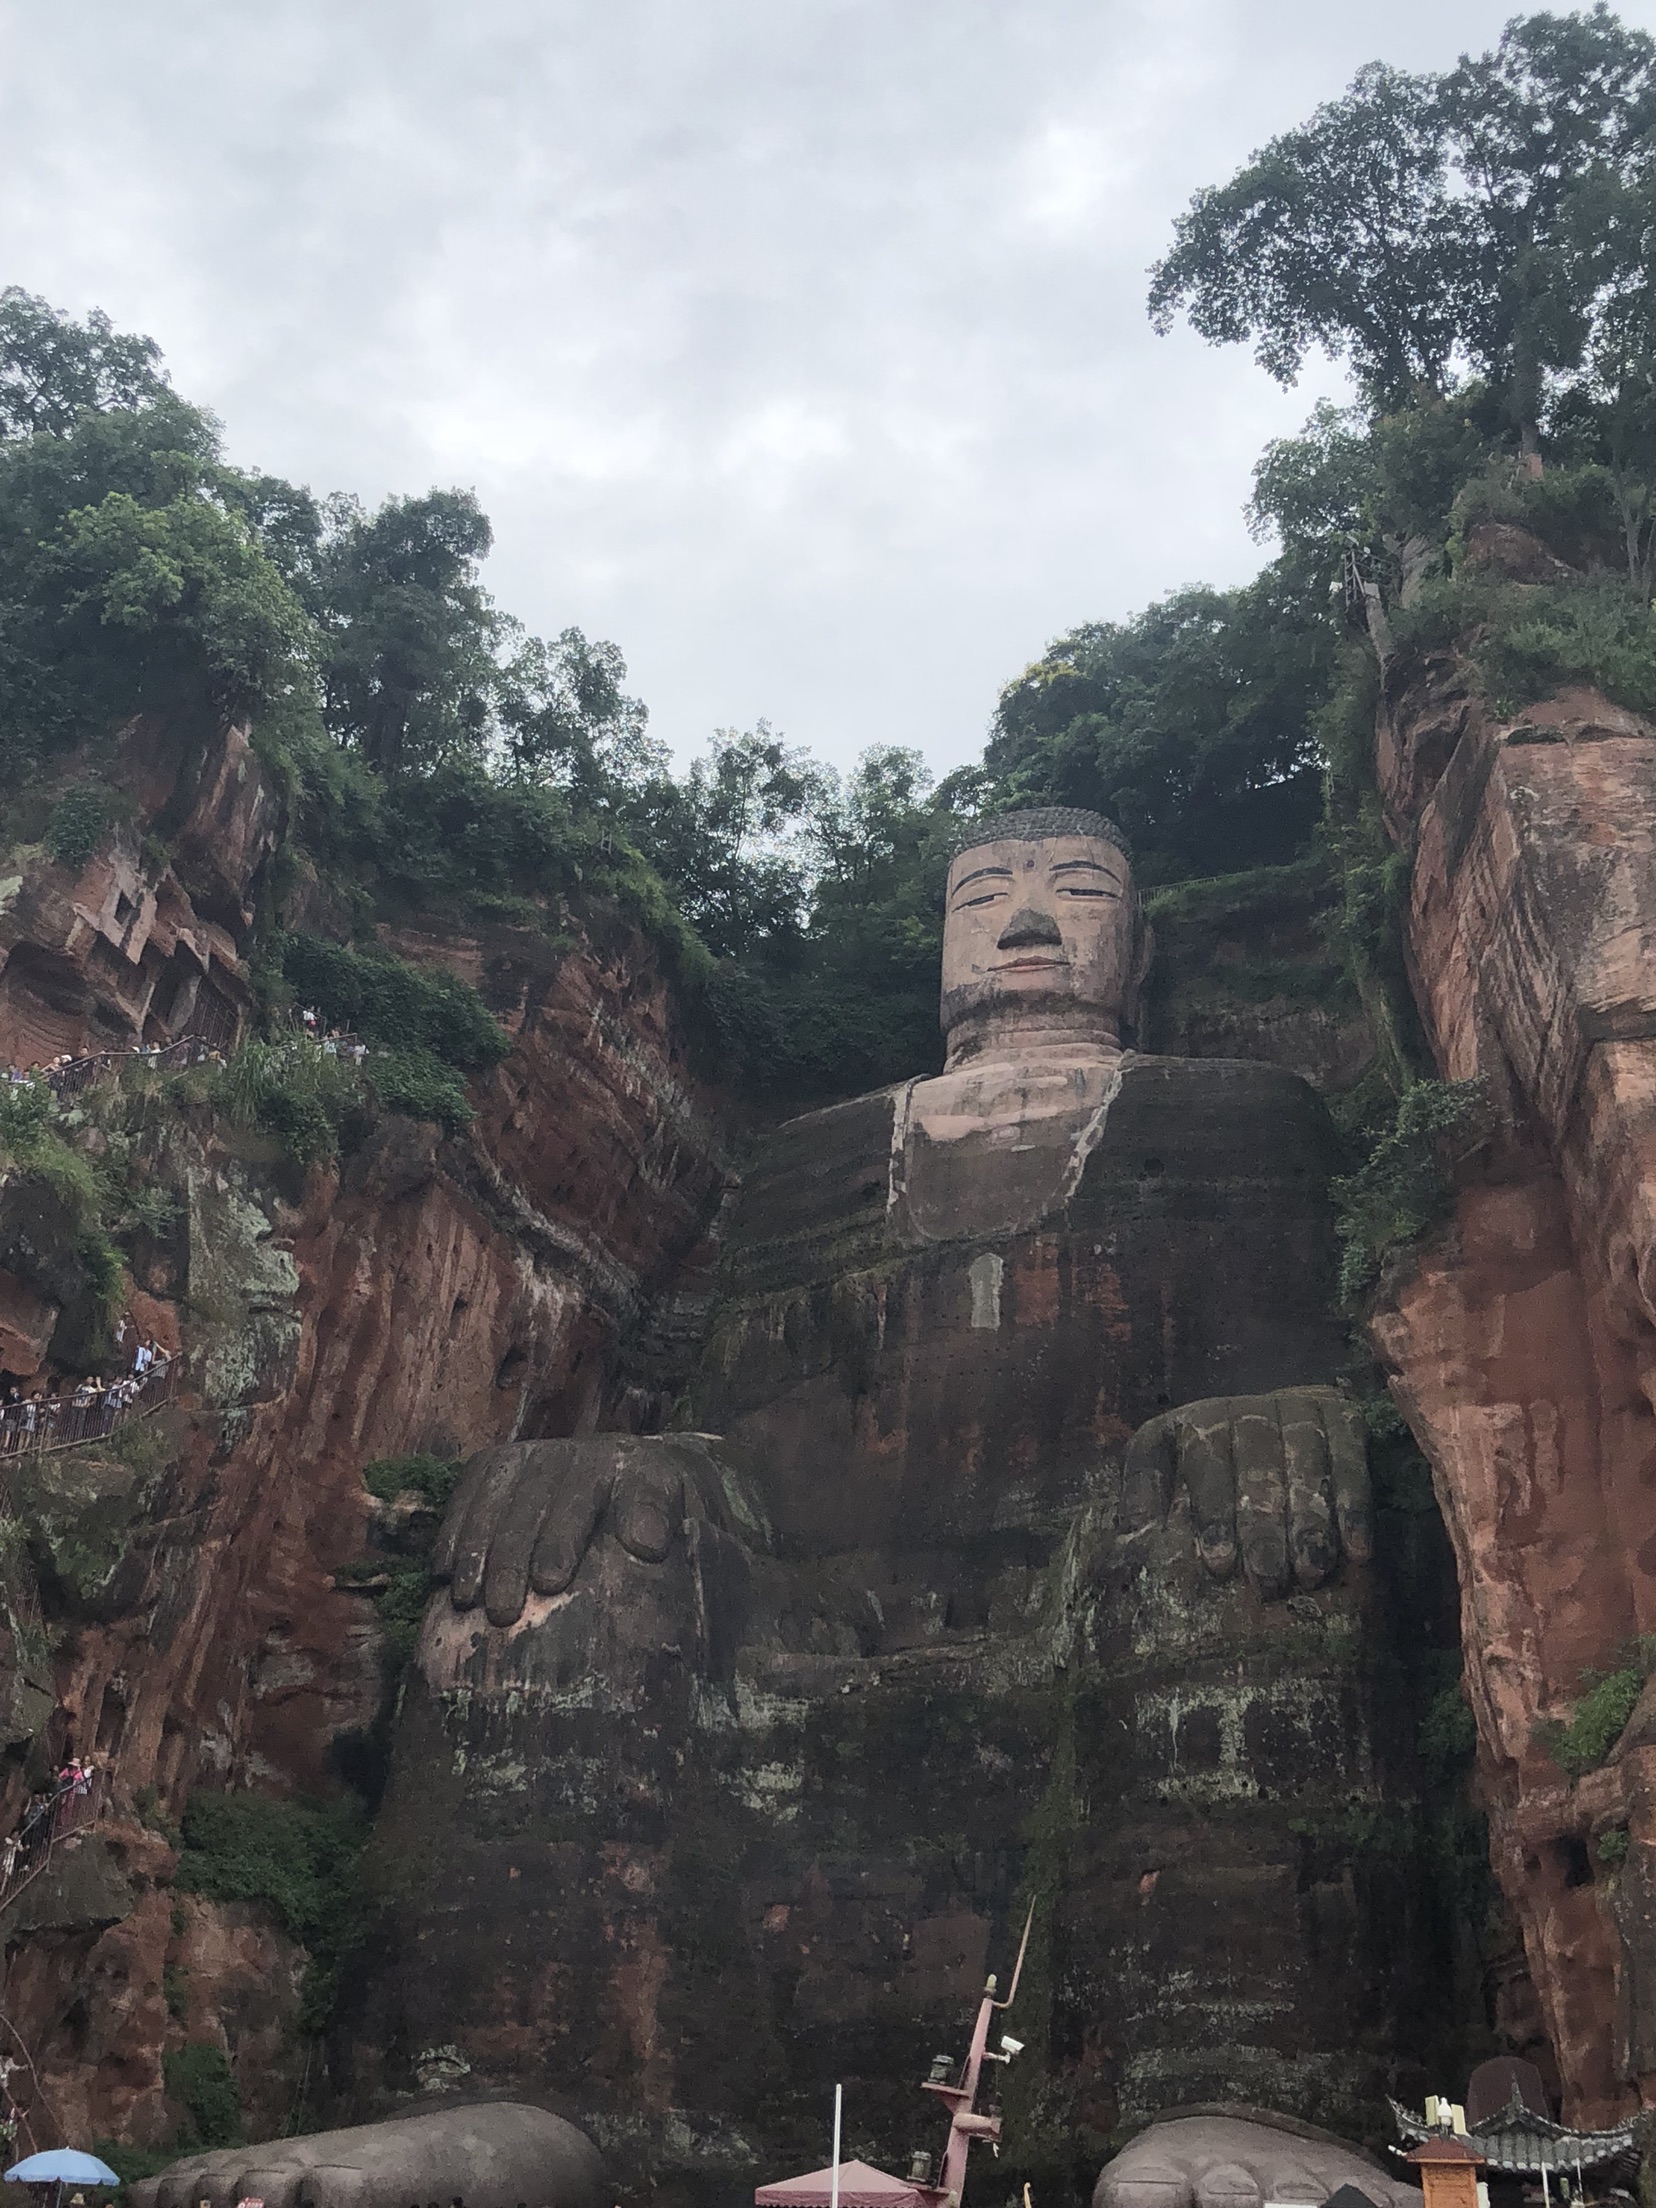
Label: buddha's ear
xmin=1121 ymin=900 xmax=1154 ymax=1042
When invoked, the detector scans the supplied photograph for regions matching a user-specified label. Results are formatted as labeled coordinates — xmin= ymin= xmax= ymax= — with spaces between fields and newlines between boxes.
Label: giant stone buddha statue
xmin=353 ymin=809 xmax=1437 ymax=2197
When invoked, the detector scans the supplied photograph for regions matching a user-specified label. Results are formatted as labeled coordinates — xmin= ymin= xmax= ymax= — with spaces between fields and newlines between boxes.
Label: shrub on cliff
xmin=277 ymin=933 xmax=508 ymax=1072
xmin=214 ymin=1036 xmax=363 ymax=1166
xmin=361 ymin=1453 xmax=461 ymax=1510
xmin=161 ymin=2043 xmax=241 ymax=2151
xmin=174 ymin=1790 xmax=368 ymax=2037
xmin=43 ymin=780 xmax=118 ymax=868
xmin=1538 ymin=1643 xmax=1656 ymax=1776
xmin=1332 ymin=1078 xmax=1486 ymax=1306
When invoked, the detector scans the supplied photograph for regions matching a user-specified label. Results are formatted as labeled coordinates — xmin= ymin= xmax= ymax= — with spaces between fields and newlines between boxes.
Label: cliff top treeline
xmin=8 ymin=3 xmax=1656 ymax=1105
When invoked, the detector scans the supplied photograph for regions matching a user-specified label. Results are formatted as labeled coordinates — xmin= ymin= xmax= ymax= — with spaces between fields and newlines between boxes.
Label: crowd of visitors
xmin=0 ymin=1337 xmax=172 ymax=1455
xmin=297 ymin=1007 xmax=368 ymax=1061
xmin=0 ymin=1755 xmax=100 ymax=1896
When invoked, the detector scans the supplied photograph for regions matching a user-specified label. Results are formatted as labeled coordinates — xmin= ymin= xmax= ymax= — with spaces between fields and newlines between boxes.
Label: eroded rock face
xmin=0 ymin=717 xmax=279 ymax=1069
xmin=0 ymin=883 xmax=731 ymax=2152
xmin=1370 ymin=637 xmax=1656 ymax=2119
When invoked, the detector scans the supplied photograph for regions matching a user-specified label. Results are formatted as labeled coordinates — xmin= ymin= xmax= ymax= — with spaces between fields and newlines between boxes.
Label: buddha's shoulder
xmin=720 ymin=1084 xmax=905 ymax=1271
xmin=1078 ymin=1052 xmax=1341 ymax=1188
xmin=722 ymin=1056 xmax=1337 ymax=1268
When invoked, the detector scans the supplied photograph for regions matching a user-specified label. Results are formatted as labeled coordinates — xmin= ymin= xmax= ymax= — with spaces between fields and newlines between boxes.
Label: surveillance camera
xmin=1000 ymin=2035 xmax=1024 ymax=2057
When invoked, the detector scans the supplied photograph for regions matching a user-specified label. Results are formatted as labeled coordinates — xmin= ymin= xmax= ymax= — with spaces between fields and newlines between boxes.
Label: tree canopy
xmin=1149 ymin=7 xmax=1656 ymax=445
xmin=985 ymin=579 xmax=1334 ymax=884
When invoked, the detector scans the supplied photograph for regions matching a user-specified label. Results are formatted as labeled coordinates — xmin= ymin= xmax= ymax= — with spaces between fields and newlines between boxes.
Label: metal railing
xmin=0 ymin=1767 xmax=109 ymax=1919
xmin=27 ymin=1036 xmax=212 ymax=1105
xmin=0 ymin=1360 xmax=178 ymax=1462
xmin=9 ymin=1020 xmax=373 ymax=1112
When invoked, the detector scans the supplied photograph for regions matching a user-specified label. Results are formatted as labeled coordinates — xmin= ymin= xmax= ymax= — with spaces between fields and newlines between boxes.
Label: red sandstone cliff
xmin=1367 ymin=591 xmax=1656 ymax=2121
xmin=0 ymin=721 xmax=735 ymax=2153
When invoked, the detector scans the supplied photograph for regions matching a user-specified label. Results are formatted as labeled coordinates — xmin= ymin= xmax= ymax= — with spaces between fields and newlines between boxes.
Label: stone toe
xmin=1195 ymin=2162 xmax=1263 ymax=2208
xmin=1098 ymin=2155 xmax=1197 ymax=2208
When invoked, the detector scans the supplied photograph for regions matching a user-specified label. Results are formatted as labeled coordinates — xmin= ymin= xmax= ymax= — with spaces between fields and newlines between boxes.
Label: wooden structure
xmin=1407 ymin=2133 xmax=1485 ymax=2208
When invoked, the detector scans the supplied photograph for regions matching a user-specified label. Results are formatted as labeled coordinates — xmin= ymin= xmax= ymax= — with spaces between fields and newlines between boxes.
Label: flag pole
xmin=831 ymin=2083 xmax=843 ymax=2208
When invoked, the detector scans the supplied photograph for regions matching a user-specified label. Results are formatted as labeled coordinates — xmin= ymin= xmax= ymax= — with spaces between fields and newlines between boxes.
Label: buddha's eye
xmin=956 ymin=892 xmax=1004 ymax=909
xmin=1057 ymin=886 xmax=1113 ymax=899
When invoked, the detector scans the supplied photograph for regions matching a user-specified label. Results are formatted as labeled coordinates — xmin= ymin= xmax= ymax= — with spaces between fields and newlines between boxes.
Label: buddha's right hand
xmin=429 ymin=1432 xmax=766 ymax=1629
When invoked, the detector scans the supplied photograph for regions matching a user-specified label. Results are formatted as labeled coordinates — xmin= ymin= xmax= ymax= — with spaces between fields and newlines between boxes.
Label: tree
xmin=0 ymin=366 xmax=316 ymax=779
xmin=314 ymin=490 xmax=499 ymax=773
xmin=0 ymin=287 xmax=172 ymax=440
xmin=985 ymin=579 xmax=1336 ymax=883
xmin=495 ymin=625 xmax=655 ymax=794
xmin=1249 ymin=395 xmax=1497 ymax=605
xmin=1147 ymin=62 xmax=1475 ymax=407
xmin=1149 ymin=7 xmax=1656 ymax=447
xmin=621 ymin=725 xmax=827 ymax=958
xmin=1442 ymin=6 xmax=1656 ymax=449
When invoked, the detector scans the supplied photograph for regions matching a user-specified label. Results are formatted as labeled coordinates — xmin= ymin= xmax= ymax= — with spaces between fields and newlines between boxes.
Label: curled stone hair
xmin=952 ymin=806 xmax=1133 ymax=863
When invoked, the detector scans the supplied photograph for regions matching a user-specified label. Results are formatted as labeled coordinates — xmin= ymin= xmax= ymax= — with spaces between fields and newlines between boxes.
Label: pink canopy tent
xmin=755 ymin=2161 xmax=928 ymax=2208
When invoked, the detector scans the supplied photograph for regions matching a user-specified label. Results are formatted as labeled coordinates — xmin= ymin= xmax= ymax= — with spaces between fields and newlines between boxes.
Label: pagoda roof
xmin=1389 ymin=2097 xmax=1646 ymax=2174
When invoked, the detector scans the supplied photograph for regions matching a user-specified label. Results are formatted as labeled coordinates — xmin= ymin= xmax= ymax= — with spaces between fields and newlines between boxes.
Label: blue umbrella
xmin=4 ymin=2153 xmax=121 ymax=2188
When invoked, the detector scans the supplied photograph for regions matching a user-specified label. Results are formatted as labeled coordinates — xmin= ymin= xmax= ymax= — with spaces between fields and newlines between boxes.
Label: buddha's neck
xmin=942 ymin=1007 xmax=1123 ymax=1073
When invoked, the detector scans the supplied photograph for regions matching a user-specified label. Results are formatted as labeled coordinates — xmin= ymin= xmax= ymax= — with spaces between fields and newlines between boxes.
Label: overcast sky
xmin=5 ymin=0 xmax=1654 ymax=778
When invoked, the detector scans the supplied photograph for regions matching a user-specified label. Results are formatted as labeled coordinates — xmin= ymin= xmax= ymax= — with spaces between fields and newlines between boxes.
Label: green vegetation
xmin=276 ymin=934 xmax=508 ymax=1070
xmin=93 ymin=2139 xmax=181 ymax=2188
xmin=162 ymin=2042 xmax=241 ymax=2149
xmin=333 ymin=1453 xmax=463 ymax=1804
xmin=1332 ymin=1081 xmax=1486 ymax=1306
xmin=211 ymin=1034 xmax=363 ymax=1164
xmin=1598 ymin=1825 xmax=1632 ymax=1867
xmin=986 ymin=578 xmax=1331 ymax=886
xmin=1537 ymin=1641 xmax=1656 ymax=1775
xmin=361 ymin=1452 xmax=461 ymax=1510
xmin=1419 ymin=1680 xmax=1479 ymax=1770
xmin=44 ymin=780 xmax=117 ymax=868
xmin=175 ymin=1789 xmax=364 ymax=1942
xmin=174 ymin=1790 xmax=368 ymax=2033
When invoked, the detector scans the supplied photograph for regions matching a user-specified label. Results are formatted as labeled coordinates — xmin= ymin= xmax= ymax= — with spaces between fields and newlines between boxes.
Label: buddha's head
xmin=939 ymin=807 xmax=1151 ymax=1066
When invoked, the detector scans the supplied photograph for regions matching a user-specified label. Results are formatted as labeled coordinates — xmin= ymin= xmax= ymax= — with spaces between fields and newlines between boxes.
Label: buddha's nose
xmin=997 ymin=905 xmax=1064 ymax=951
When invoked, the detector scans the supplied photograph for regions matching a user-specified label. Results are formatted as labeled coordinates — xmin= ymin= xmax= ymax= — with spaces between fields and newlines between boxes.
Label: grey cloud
xmin=5 ymin=0 xmax=1652 ymax=773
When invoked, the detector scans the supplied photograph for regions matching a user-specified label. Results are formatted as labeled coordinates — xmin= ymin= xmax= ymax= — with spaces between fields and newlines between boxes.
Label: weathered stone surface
xmin=0 ymin=874 xmax=731 ymax=2149
xmin=1370 ymin=643 xmax=1656 ymax=2121
xmin=355 ymin=1050 xmax=1429 ymax=2194
xmin=0 ymin=716 xmax=278 ymax=1069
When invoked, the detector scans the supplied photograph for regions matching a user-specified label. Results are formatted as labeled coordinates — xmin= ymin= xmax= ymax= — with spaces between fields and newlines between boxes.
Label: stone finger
xmin=448 ymin=1450 xmax=527 ymax=1612
xmin=614 ymin=1456 xmax=685 ymax=1563
xmin=1233 ymin=1398 xmax=1290 ymax=1600
xmin=1122 ymin=1412 xmax=1179 ymax=1534
xmin=529 ymin=1463 xmax=615 ymax=1595
xmin=1097 ymin=2158 xmax=1197 ymax=2208
xmin=295 ymin=2169 xmax=372 ymax=2208
xmin=1322 ymin=1392 xmax=1375 ymax=1564
xmin=483 ymin=1462 xmax=563 ymax=1626
xmin=1277 ymin=1389 xmax=1337 ymax=1589
xmin=430 ymin=1450 xmax=497 ymax=1580
xmin=1177 ymin=1401 xmax=1239 ymax=1578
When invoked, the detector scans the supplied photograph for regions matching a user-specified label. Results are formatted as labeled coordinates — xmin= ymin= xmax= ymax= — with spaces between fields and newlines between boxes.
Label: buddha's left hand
xmin=1120 ymin=1385 xmax=1374 ymax=1599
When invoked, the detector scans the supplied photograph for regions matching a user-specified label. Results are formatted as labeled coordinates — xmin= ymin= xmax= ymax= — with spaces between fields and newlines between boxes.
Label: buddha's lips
xmin=993 ymin=956 xmax=1068 ymax=972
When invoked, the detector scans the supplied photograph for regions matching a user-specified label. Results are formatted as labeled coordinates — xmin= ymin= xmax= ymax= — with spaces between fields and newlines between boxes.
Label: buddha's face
xmin=940 ymin=831 xmax=1140 ymax=1048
